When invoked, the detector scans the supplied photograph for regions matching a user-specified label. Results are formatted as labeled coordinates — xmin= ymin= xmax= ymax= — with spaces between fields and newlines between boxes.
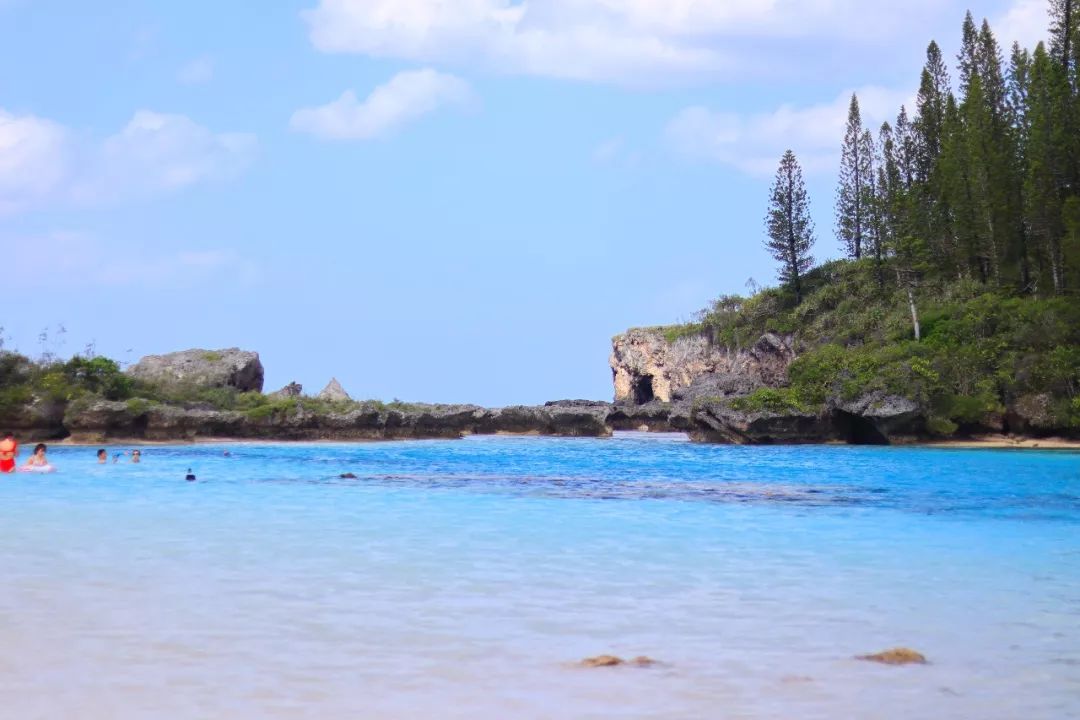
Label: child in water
xmin=24 ymin=443 xmax=50 ymax=468
xmin=97 ymin=449 xmax=107 ymax=464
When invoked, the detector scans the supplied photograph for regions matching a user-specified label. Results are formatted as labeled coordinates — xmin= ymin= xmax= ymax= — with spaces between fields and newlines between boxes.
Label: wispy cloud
xmin=5 ymin=232 xmax=260 ymax=290
xmin=177 ymin=55 xmax=215 ymax=85
xmin=0 ymin=109 xmax=70 ymax=215
xmin=994 ymin=0 xmax=1047 ymax=49
xmin=302 ymin=0 xmax=970 ymax=85
xmin=290 ymin=69 xmax=473 ymax=140
xmin=0 ymin=108 xmax=256 ymax=215
xmin=665 ymin=86 xmax=913 ymax=177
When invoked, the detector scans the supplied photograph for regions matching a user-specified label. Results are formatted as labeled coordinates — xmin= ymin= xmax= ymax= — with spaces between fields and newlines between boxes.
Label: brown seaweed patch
xmin=579 ymin=655 xmax=659 ymax=668
xmin=856 ymin=647 xmax=928 ymax=665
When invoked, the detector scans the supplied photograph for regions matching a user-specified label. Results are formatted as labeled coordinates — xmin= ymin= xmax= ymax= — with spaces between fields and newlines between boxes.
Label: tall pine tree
xmin=836 ymin=94 xmax=874 ymax=260
xmin=766 ymin=150 xmax=815 ymax=304
xmin=1025 ymin=42 xmax=1070 ymax=292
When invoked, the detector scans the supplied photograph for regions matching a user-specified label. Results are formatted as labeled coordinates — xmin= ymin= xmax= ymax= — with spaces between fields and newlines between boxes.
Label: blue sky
xmin=0 ymin=0 xmax=1049 ymax=404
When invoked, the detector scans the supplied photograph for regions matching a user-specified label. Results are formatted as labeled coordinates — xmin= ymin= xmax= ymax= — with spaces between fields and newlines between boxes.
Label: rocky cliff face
xmin=127 ymin=348 xmax=264 ymax=394
xmin=61 ymin=398 xmax=613 ymax=443
xmin=609 ymin=329 xmax=795 ymax=403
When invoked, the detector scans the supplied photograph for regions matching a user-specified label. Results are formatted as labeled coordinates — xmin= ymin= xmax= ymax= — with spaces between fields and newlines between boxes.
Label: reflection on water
xmin=0 ymin=437 xmax=1078 ymax=719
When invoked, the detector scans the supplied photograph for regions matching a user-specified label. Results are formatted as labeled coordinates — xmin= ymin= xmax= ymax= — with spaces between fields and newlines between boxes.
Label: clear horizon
xmin=0 ymin=0 xmax=1048 ymax=404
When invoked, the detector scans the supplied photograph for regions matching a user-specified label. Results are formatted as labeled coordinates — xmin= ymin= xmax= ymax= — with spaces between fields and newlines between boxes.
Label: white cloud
xmin=994 ymin=0 xmax=1047 ymax=50
xmin=0 ymin=110 xmax=70 ymax=214
xmin=290 ymin=69 xmax=473 ymax=140
xmin=665 ymin=86 xmax=913 ymax=177
xmin=4 ymin=232 xmax=260 ymax=290
xmin=0 ymin=108 xmax=256 ymax=214
xmin=301 ymin=0 xmax=963 ymax=84
xmin=177 ymin=55 xmax=215 ymax=85
xmin=81 ymin=111 xmax=256 ymax=201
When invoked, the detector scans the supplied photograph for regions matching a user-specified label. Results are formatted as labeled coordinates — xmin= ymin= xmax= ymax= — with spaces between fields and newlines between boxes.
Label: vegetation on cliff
xmin=666 ymin=3 xmax=1080 ymax=436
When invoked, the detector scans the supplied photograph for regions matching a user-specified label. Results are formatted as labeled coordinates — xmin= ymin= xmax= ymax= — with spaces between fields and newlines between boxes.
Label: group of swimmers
xmin=97 ymin=448 xmax=142 ymax=464
xmin=0 ymin=431 xmax=145 ymax=473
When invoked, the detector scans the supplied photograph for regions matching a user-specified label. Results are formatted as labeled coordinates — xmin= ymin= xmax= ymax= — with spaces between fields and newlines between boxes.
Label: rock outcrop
xmin=834 ymin=392 xmax=924 ymax=443
xmin=127 ymin=348 xmax=264 ymax=394
xmin=268 ymin=382 xmax=303 ymax=399
xmin=317 ymin=378 xmax=351 ymax=402
xmin=692 ymin=401 xmax=835 ymax=444
xmin=56 ymin=399 xmax=615 ymax=442
xmin=610 ymin=329 xmax=795 ymax=404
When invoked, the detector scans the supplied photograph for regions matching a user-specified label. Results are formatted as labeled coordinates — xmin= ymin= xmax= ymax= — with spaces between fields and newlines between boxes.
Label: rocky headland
xmin=2 ymin=289 xmax=1077 ymax=447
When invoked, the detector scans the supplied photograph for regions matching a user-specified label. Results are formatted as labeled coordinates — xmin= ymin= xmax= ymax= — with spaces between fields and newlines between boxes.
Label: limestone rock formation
xmin=1007 ymin=393 xmax=1055 ymax=434
xmin=64 ymin=399 xmax=149 ymax=441
xmin=835 ymin=392 xmax=923 ymax=443
xmin=127 ymin=348 xmax=264 ymax=394
xmin=268 ymin=382 xmax=303 ymax=399
xmin=692 ymin=400 xmax=834 ymax=444
xmin=610 ymin=329 xmax=795 ymax=404
xmin=317 ymin=378 xmax=351 ymax=402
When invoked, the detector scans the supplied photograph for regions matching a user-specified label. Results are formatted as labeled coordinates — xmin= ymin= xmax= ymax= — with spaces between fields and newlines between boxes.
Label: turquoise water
xmin=1 ymin=434 xmax=1078 ymax=719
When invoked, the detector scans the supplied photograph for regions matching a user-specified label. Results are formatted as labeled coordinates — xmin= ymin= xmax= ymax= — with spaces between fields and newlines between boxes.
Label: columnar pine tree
xmin=765 ymin=150 xmax=815 ymax=304
xmin=894 ymin=106 xmax=917 ymax=188
xmin=915 ymin=41 xmax=951 ymax=180
xmin=876 ymin=122 xmax=904 ymax=262
xmin=836 ymin=94 xmax=874 ymax=259
xmin=1025 ymin=42 xmax=1069 ymax=292
xmin=1049 ymin=0 xmax=1078 ymax=74
xmin=958 ymin=11 xmax=980 ymax=96
xmin=800 ymin=5 xmax=1080 ymax=299
xmin=1007 ymin=42 xmax=1034 ymax=288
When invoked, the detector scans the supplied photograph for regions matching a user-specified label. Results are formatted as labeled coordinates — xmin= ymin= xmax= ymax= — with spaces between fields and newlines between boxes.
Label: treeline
xmin=768 ymin=1 xmax=1080 ymax=300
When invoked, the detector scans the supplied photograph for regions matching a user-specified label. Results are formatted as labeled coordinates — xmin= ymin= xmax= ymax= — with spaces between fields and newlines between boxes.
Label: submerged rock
xmin=579 ymin=655 xmax=659 ymax=668
xmin=127 ymin=348 xmax=264 ymax=393
xmin=317 ymin=378 xmax=352 ymax=402
xmin=856 ymin=647 xmax=928 ymax=665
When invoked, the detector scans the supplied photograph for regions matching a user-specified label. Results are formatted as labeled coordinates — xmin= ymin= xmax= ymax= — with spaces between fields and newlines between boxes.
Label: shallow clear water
xmin=1 ymin=434 xmax=1078 ymax=719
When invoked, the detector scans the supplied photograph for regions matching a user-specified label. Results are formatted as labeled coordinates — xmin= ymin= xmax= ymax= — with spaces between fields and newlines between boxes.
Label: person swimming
xmin=0 ymin=432 xmax=17 ymax=473
xmin=24 ymin=443 xmax=50 ymax=468
xmin=185 ymin=468 xmax=196 ymax=481
xmin=97 ymin=448 xmax=107 ymax=464
xmin=131 ymin=449 xmax=141 ymax=463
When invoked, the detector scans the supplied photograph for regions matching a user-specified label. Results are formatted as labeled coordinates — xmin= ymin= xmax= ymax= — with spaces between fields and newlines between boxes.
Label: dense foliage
xmin=704 ymin=4 xmax=1080 ymax=433
xmin=827 ymin=5 xmax=1080 ymax=294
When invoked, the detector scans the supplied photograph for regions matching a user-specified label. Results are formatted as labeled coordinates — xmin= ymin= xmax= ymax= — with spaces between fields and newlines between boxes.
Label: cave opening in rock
xmin=836 ymin=411 xmax=890 ymax=445
xmin=633 ymin=375 xmax=655 ymax=404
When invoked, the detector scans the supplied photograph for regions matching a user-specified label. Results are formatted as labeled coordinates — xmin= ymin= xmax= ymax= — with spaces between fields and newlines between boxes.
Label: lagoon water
xmin=1 ymin=434 xmax=1078 ymax=719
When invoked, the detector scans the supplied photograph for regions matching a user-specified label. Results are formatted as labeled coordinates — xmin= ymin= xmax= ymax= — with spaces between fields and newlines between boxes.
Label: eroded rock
xmin=317 ymin=378 xmax=352 ymax=402
xmin=269 ymin=382 xmax=303 ymax=399
xmin=128 ymin=348 xmax=264 ymax=394
xmin=692 ymin=401 xmax=834 ymax=444
xmin=610 ymin=329 xmax=795 ymax=404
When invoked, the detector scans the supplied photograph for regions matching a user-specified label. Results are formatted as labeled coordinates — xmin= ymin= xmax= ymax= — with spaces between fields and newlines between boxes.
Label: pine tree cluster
xmin=768 ymin=1 xmax=1080 ymax=301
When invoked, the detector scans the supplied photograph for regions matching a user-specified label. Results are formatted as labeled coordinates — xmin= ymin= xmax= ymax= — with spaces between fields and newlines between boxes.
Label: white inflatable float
xmin=19 ymin=464 xmax=56 ymax=473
